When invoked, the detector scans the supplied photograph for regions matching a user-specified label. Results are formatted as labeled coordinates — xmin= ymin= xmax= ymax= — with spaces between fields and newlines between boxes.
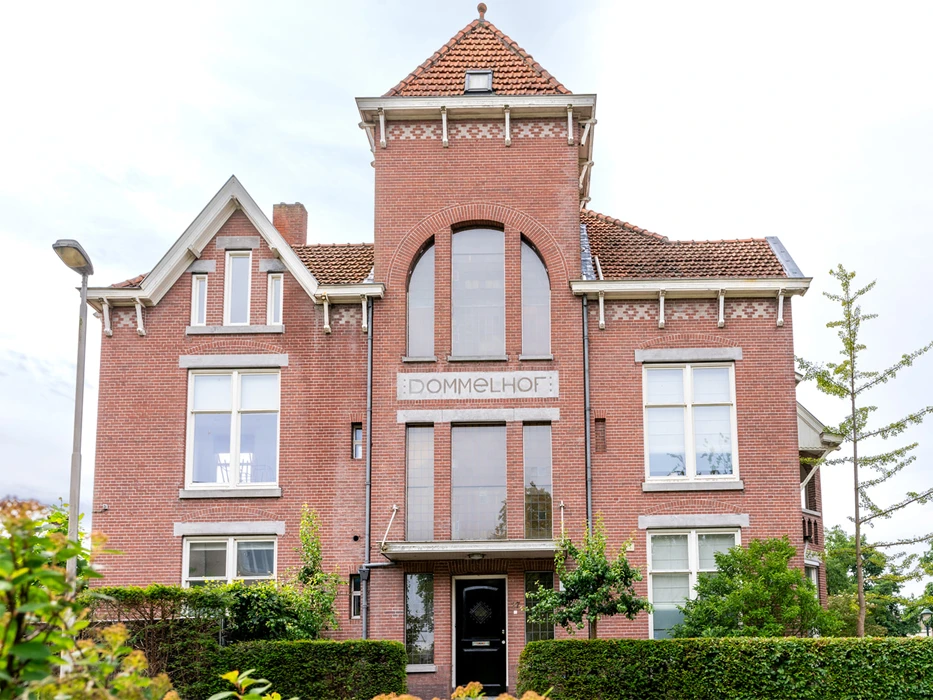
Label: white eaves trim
xmin=570 ymin=277 xmax=811 ymax=300
xmin=357 ymin=94 xmax=596 ymax=121
xmin=314 ymin=283 xmax=385 ymax=304
xmin=87 ymin=175 xmax=319 ymax=310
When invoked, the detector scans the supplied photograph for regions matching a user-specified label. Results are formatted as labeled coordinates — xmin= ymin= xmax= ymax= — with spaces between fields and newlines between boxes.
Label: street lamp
xmin=52 ymin=239 xmax=94 ymax=588
xmin=921 ymin=608 xmax=933 ymax=638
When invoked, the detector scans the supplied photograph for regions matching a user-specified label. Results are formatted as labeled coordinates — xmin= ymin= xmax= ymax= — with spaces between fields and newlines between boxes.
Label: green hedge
xmin=197 ymin=639 xmax=407 ymax=700
xmin=517 ymin=638 xmax=933 ymax=699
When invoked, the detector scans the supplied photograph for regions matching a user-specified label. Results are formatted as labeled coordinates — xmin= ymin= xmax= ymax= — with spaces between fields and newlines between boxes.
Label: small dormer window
xmin=464 ymin=70 xmax=493 ymax=93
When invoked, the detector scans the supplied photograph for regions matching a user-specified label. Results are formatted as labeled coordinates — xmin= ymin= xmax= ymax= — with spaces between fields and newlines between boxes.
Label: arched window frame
xmin=450 ymin=227 xmax=506 ymax=358
xmin=520 ymin=238 xmax=551 ymax=358
xmin=406 ymin=239 xmax=435 ymax=359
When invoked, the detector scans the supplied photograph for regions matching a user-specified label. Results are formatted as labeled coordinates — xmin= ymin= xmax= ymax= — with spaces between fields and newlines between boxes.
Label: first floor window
xmin=451 ymin=424 xmax=507 ymax=540
xmin=524 ymin=424 xmax=552 ymax=539
xmin=451 ymin=228 xmax=505 ymax=357
xmin=406 ymin=426 xmax=435 ymax=541
xmin=648 ymin=529 xmax=738 ymax=639
xmin=183 ymin=537 xmax=275 ymax=586
xmin=350 ymin=574 xmax=362 ymax=618
xmin=405 ymin=573 xmax=434 ymax=665
xmin=644 ymin=363 xmax=737 ymax=480
xmin=187 ymin=370 xmax=280 ymax=487
xmin=524 ymin=571 xmax=555 ymax=642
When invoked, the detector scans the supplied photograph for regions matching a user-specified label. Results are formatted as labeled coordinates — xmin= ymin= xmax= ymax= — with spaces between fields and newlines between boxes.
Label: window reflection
xmin=405 ymin=573 xmax=434 ymax=665
xmin=521 ymin=241 xmax=550 ymax=356
xmin=451 ymin=229 xmax=505 ymax=356
xmin=451 ymin=425 xmax=507 ymax=540
xmin=407 ymin=244 xmax=435 ymax=357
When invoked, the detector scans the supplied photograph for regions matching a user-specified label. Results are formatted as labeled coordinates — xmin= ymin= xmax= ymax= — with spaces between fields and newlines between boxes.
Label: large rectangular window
xmin=524 ymin=424 xmax=552 ymax=540
xmin=644 ymin=364 xmax=737 ymax=480
xmin=187 ymin=370 xmax=279 ymax=488
xmin=224 ymin=251 xmax=252 ymax=325
xmin=183 ymin=537 xmax=276 ymax=586
xmin=525 ymin=571 xmax=555 ymax=642
xmin=648 ymin=530 xmax=738 ymax=638
xmin=451 ymin=229 xmax=505 ymax=357
xmin=405 ymin=573 xmax=434 ymax=665
xmin=451 ymin=425 xmax=507 ymax=540
xmin=406 ymin=426 xmax=434 ymax=541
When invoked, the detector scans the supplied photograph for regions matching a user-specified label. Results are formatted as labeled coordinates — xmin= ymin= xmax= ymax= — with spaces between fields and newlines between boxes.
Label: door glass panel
xmin=694 ymin=405 xmax=733 ymax=475
xmin=646 ymin=407 xmax=686 ymax=477
xmin=451 ymin=425 xmax=506 ymax=540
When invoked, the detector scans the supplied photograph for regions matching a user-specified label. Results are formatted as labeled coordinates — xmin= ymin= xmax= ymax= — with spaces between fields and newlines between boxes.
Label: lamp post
xmin=52 ymin=239 xmax=94 ymax=588
xmin=921 ymin=608 xmax=932 ymax=638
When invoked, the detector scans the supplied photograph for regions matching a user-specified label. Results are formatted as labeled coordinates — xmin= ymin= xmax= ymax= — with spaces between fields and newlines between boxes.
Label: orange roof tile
xmin=110 ymin=273 xmax=147 ymax=288
xmin=581 ymin=210 xmax=787 ymax=279
xmin=385 ymin=17 xmax=570 ymax=97
xmin=292 ymin=243 xmax=374 ymax=285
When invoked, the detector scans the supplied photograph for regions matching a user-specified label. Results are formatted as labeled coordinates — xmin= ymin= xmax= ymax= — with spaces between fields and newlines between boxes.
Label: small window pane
xmin=694 ymin=405 xmax=733 ymax=476
xmin=406 ymin=427 xmax=434 ymax=541
xmin=192 ymin=414 xmax=231 ymax=484
xmin=188 ymin=541 xmax=227 ymax=578
xmin=228 ymin=254 xmax=250 ymax=324
xmin=405 ymin=574 xmax=434 ymax=665
xmin=236 ymin=541 xmax=274 ymax=577
xmin=521 ymin=242 xmax=550 ymax=356
xmin=698 ymin=533 xmax=736 ymax=570
xmin=524 ymin=425 xmax=552 ymax=540
xmin=652 ymin=572 xmax=691 ymax=603
xmin=239 ymin=413 xmax=278 ymax=483
xmin=452 ymin=425 xmax=507 ymax=540
xmin=651 ymin=534 xmax=689 ymax=570
xmin=269 ymin=275 xmax=283 ymax=324
xmin=193 ymin=276 xmax=207 ymax=325
xmin=646 ymin=407 xmax=686 ymax=477
xmin=451 ymin=229 xmax=504 ymax=357
xmin=525 ymin=572 xmax=554 ymax=642
xmin=352 ymin=424 xmax=364 ymax=460
xmin=647 ymin=368 xmax=684 ymax=404
xmin=693 ymin=367 xmax=731 ymax=403
xmin=193 ymin=375 xmax=231 ymax=411
xmin=240 ymin=374 xmax=278 ymax=410
xmin=408 ymin=245 xmax=435 ymax=357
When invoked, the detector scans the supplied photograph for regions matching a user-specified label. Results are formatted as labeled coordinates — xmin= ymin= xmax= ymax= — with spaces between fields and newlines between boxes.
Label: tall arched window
xmin=451 ymin=228 xmax=505 ymax=357
xmin=407 ymin=243 xmax=435 ymax=358
xmin=521 ymin=241 xmax=550 ymax=356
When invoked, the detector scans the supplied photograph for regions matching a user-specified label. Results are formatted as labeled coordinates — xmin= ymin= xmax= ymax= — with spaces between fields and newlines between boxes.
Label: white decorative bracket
xmin=361 ymin=295 xmax=369 ymax=334
xmin=101 ymin=298 xmax=113 ymax=337
xmin=377 ymin=108 xmax=386 ymax=149
xmin=658 ymin=290 xmax=666 ymax=329
xmin=580 ymin=118 xmax=597 ymax=146
xmin=566 ymin=105 xmax=574 ymax=145
xmin=187 ymin=244 xmax=201 ymax=259
xmin=503 ymin=106 xmax=511 ymax=147
xmin=580 ymin=196 xmax=591 ymax=211
xmin=598 ymin=291 xmax=605 ymax=330
xmin=322 ymin=296 xmax=331 ymax=334
xmin=441 ymin=106 xmax=449 ymax=148
xmin=777 ymin=288 xmax=786 ymax=327
xmin=579 ymin=161 xmax=594 ymax=190
xmin=134 ymin=298 xmax=146 ymax=337
xmin=718 ymin=289 xmax=726 ymax=328
xmin=359 ymin=121 xmax=375 ymax=153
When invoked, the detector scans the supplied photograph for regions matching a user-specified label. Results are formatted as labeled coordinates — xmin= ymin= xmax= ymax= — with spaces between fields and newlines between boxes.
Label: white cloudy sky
xmin=0 ymin=1 xmax=930 ymax=586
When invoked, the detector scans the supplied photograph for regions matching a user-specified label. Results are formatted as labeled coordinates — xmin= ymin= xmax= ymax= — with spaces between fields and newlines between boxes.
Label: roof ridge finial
xmin=477 ymin=2 xmax=487 ymax=21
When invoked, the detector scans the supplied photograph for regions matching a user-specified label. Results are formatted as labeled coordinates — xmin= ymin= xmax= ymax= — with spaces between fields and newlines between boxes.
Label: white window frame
xmin=182 ymin=536 xmax=277 ymax=587
xmin=266 ymin=273 xmax=284 ymax=325
xmin=224 ymin=251 xmax=252 ymax=326
xmin=185 ymin=369 xmax=281 ymax=489
xmin=642 ymin=362 xmax=739 ymax=481
xmin=350 ymin=574 xmax=362 ymax=619
xmin=191 ymin=274 xmax=208 ymax=326
xmin=647 ymin=528 xmax=740 ymax=639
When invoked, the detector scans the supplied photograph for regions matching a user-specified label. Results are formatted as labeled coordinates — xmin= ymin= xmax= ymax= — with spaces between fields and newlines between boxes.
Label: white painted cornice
xmin=570 ymin=277 xmax=811 ymax=300
xmin=313 ymin=283 xmax=385 ymax=304
xmin=356 ymin=94 xmax=596 ymax=121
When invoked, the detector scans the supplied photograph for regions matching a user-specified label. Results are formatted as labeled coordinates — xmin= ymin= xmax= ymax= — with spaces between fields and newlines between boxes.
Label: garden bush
xmin=517 ymin=637 xmax=933 ymax=699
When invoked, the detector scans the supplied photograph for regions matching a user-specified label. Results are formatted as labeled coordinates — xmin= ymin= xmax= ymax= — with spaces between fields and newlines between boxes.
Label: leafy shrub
xmin=517 ymin=637 xmax=933 ymax=699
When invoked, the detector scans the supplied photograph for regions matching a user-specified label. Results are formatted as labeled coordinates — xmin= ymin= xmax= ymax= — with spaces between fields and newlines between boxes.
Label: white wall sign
xmin=397 ymin=371 xmax=559 ymax=401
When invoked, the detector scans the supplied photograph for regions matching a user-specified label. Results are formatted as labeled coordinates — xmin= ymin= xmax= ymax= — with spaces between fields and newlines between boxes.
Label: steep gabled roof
xmin=581 ymin=209 xmax=789 ymax=279
xmin=385 ymin=16 xmax=570 ymax=97
xmin=293 ymin=244 xmax=374 ymax=285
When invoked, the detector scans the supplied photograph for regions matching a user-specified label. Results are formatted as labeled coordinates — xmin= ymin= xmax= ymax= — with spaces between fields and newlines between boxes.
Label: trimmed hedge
xmin=198 ymin=639 xmax=407 ymax=700
xmin=518 ymin=638 xmax=933 ymax=699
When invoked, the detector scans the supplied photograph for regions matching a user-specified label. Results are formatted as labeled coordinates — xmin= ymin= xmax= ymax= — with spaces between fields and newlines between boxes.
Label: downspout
xmin=583 ymin=296 xmax=593 ymax=531
xmin=362 ymin=296 xmax=374 ymax=639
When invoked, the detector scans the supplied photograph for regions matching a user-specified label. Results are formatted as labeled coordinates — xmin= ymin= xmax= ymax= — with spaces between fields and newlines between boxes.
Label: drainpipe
xmin=362 ymin=296 xmax=374 ymax=639
xmin=583 ymin=296 xmax=593 ymax=531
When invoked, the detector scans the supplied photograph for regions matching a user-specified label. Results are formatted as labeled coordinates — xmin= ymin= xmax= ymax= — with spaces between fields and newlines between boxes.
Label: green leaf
xmin=11 ymin=641 xmax=52 ymax=660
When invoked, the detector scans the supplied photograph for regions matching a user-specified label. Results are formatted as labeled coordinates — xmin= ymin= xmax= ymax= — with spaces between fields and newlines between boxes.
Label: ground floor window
xmin=524 ymin=571 xmax=554 ymax=642
xmin=183 ymin=537 xmax=276 ymax=586
xmin=805 ymin=564 xmax=820 ymax=601
xmin=648 ymin=529 xmax=738 ymax=639
xmin=405 ymin=573 xmax=434 ymax=665
xmin=350 ymin=574 xmax=362 ymax=619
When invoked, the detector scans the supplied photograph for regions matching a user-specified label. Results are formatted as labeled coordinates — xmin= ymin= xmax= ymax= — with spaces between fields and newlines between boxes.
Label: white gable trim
xmin=87 ymin=176 xmax=318 ymax=310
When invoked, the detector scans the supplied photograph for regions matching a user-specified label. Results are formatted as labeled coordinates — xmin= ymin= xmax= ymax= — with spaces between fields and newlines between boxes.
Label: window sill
xmin=178 ymin=488 xmax=282 ymax=499
xmin=642 ymin=480 xmax=743 ymax=492
xmin=402 ymin=356 xmax=437 ymax=363
xmin=186 ymin=325 xmax=284 ymax=335
xmin=446 ymin=355 xmax=509 ymax=362
xmin=406 ymin=664 xmax=437 ymax=674
xmin=802 ymin=508 xmax=822 ymax=517
xmin=519 ymin=354 xmax=553 ymax=361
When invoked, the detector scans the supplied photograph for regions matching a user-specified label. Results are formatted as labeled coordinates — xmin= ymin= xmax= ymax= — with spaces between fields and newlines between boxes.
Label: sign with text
xmin=397 ymin=371 xmax=559 ymax=401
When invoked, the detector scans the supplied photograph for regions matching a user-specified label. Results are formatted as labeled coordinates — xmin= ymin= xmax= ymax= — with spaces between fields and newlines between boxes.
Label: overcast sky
xmin=1 ymin=0 xmax=930 ymax=588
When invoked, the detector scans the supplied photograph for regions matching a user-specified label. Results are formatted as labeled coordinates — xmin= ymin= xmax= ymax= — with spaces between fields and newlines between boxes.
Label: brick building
xmin=88 ymin=7 xmax=835 ymax=696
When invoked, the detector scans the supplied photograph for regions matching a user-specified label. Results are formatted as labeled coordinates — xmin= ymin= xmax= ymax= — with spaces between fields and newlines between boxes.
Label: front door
xmin=455 ymin=578 xmax=507 ymax=694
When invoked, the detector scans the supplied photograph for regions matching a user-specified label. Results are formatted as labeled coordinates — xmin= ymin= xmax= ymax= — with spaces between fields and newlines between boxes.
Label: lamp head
xmin=921 ymin=608 xmax=933 ymax=624
xmin=52 ymin=239 xmax=94 ymax=276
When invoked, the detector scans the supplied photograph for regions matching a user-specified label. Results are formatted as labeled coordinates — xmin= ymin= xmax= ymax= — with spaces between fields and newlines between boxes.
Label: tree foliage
xmin=290 ymin=504 xmax=339 ymax=635
xmin=524 ymin=516 xmax=649 ymax=639
xmin=670 ymin=537 xmax=839 ymax=638
xmin=797 ymin=264 xmax=933 ymax=635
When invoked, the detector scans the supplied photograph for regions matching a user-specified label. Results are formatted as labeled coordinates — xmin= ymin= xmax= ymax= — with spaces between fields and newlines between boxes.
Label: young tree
xmin=671 ymin=537 xmax=839 ymax=638
xmin=797 ymin=265 xmax=933 ymax=636
xmin=524 ymin=515 xmax=649 ymax=639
